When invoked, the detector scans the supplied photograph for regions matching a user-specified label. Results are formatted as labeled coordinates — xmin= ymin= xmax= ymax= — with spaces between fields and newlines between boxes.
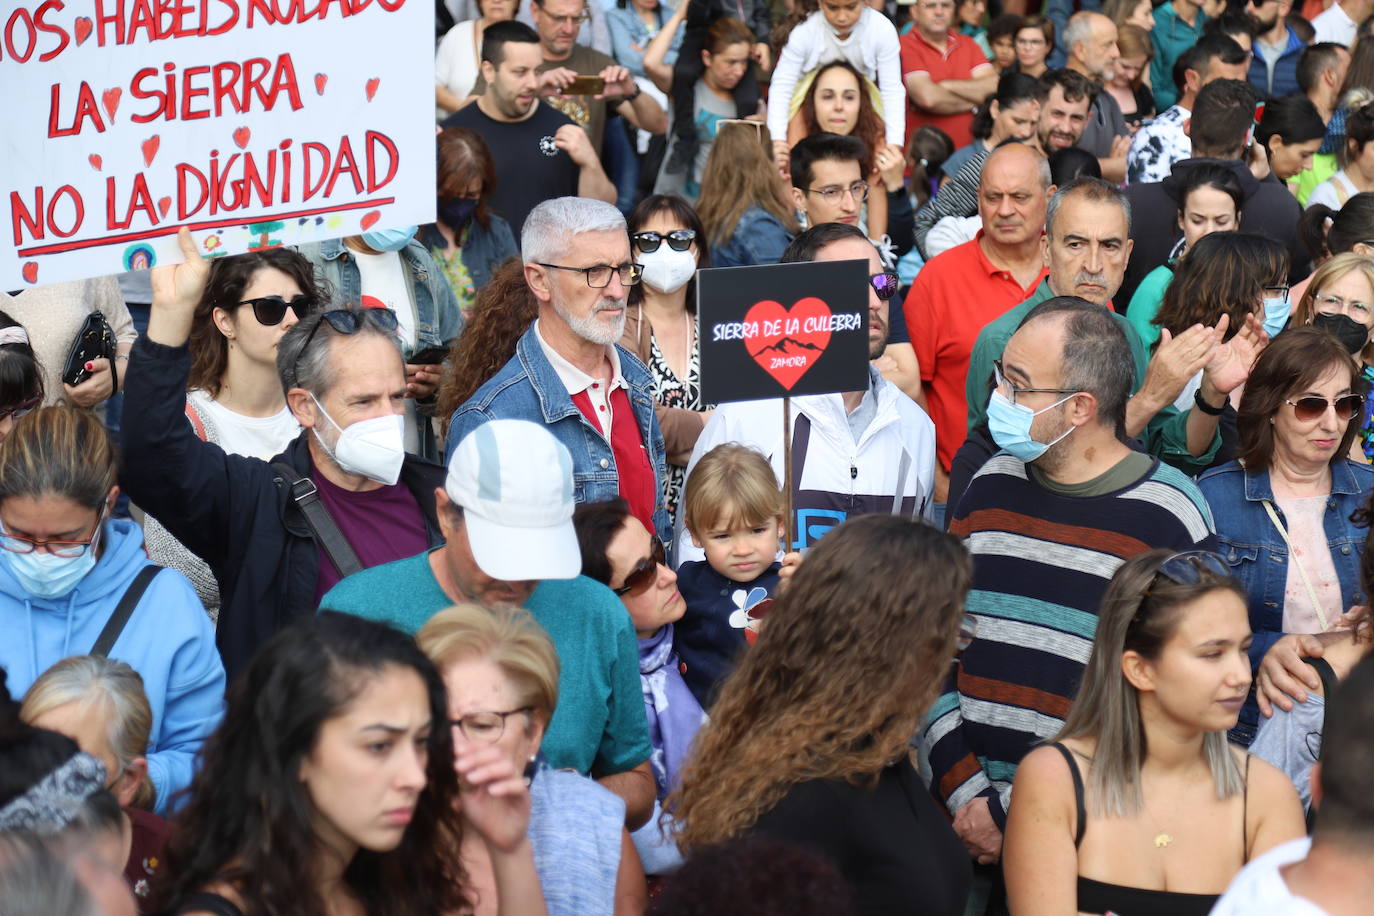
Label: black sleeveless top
xmin=1051 ymin=742 xmax=1250 ymax=916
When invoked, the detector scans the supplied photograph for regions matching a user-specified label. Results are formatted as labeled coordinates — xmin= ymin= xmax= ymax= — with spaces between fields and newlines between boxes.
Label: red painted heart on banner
xmin=743 ymin=297 xmax=833 ymax=390
xmin=158 ymin=197 xmax=171 ymax=218
xmin=141 ymin=135 xmax=159 ymax=167
xmin=21 ymin=262 xmax=38 ymax=284
xmin=88 ymin=154 xmax=102 ymax=171
xmin=102 ymin=88 xmax=121 ymax=121
xmin=74 ymin=17 xmax=92 ymax=44
xmin=314 ymin=73 xmax=328 ymax=95
xmin=365 ymin=77 xmax=380 ymax=101
xmin=360 ymin=210 xmax=381 ymax=230
xmin=233 ymin=126 xmax=251 ymax=149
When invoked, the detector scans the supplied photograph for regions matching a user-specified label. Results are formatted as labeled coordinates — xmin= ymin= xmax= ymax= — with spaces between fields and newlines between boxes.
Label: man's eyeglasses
xmin=614 ymin=540 xmax=666 ymax=596
xmin=291 ymin=308 xmax=400 ymax=387
xmin=805 ymin=181 xmax=869 ymax=206
xmin=870 ymin=271 xmax=899 ymax=301
xmin=632 ymin=230 xmax=696 ymax=253
xmin=0 ymin=513 xmax=104 ymax=559
xmin=451 ymin=707 xmax=534 ymax=743
xmin=0 ymin=392 xmax=42 ymax=423
xmin=239 ymin=294 xmax=317 ymax=327
xmin=992 ymin=359 xmax=1079 ymax=406
xmin=1285 ymin=394 xmax=1364 ymax=422
xmin=1314 ymin=293 xmax=1373 ymax=320
xmin=542 ymin=10 xmax=590 ymax=26
xmin=537 ymin=262 xmax=644 ymax=289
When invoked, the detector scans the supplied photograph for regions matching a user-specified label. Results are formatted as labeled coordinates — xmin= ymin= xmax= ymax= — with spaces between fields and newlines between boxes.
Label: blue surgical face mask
xmin=2 ymin=523 xmax=103 ymax=600
xmin=1263 ymin=295 xmax=1291 ymax=338
xmin=987 ymin=388 xmax=1076 ymax=463
xmin=360 ymin=226 xmax=418 ymax=252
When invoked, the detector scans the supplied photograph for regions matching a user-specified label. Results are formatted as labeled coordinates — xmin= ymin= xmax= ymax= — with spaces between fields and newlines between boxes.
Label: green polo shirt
xmin=964 ymin=277 xmax=1219 ymax=475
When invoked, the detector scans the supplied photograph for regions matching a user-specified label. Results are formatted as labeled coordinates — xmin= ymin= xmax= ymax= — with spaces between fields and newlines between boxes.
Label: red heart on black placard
xmin=744 ymin=297 xmax=833 ymax=390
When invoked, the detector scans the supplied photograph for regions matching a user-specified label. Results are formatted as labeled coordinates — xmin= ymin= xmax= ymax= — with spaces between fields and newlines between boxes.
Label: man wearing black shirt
xmin=442 ymin=21 xmax=615 ymax=235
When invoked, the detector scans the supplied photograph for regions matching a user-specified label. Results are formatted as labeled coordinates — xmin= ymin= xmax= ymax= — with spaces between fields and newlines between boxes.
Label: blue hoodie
xmin=0 ymin=518 xmax=225 ymax=815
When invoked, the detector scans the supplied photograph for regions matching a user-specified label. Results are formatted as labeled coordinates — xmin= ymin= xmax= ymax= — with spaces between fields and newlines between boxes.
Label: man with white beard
xmin=446 ymin=197 xmax=672 ymax=542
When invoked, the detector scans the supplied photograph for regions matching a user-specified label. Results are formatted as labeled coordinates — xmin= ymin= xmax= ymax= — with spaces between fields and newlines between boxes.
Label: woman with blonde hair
xmin=1106 ymin=24 xmax=1155 ymax=132
xmin=1004 ymin=549 xmax=1306 ymax=915
xmin=417 ymin=603 xmax=645 ymax=915
xmin=696 ymin=121 xmax=798 ymax=268
xmin=1291 ymin=252 xmax=1374 ymax=459
xmin=21 ymin=655 xmax=167 ymax=901
xmin=670 ymin=515 xmax=974 ymax=913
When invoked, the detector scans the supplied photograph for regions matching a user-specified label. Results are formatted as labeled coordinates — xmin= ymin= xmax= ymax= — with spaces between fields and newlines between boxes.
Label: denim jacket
xmin=445 ymin=324 xmax=672 ymax=542
xmin=1197 ymin=458 xmax=1374 ymax=743
xmin=709 ymin=206 xmax=793 ymax=269
xmin=299 ymin=237 xmax=466 ymax=353
xmin=415 ymin=216 xmax=518 ymax=293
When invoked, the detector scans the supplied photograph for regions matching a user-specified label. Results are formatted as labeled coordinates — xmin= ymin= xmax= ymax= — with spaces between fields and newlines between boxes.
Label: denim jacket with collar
xmin=299 ymin=237 xmax=466 ymax=353
xmin=445 ymin=324 xmax=672 ymax=542
xmin=1197 ymin=458 xmax=1374 ymax=743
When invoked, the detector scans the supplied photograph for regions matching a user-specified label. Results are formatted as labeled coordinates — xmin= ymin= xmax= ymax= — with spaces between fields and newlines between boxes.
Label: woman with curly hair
xmin=435 ymin=259 xmax=537 ymax=433
xmin=150 ymin=611 xmax=545 ymax=916
xmin=670 ymin=515 xmax=974 ymax=914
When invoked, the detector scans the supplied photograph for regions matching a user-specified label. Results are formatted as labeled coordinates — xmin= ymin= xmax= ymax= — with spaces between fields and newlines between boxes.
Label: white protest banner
xmin=1 ymin=0 xmax=434 ymax=290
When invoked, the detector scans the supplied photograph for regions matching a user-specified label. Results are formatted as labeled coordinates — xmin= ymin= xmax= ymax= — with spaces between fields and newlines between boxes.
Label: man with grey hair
xmin=928 ymin=296 xmax=1218 ymax=899
xmin=122 ymin=228 xmax=449 ymax=681
xmin=447 ymin=197 xmax=671 ymax=541
xmin=956 ymin=177 xmax=1260 ymax=510
xmin=1063 ymin=11 xmax=1131 ymax=181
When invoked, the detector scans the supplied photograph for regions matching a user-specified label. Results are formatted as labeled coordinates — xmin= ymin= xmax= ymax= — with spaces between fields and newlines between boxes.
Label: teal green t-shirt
xmin=1126 ymin=265 xmax=1173 ymax=354
xmin=319 ymin=551 xmax=651 ymax=777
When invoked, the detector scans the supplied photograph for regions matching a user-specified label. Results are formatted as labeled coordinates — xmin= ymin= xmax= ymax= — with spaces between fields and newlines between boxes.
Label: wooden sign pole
xmin=783 ymin=396 xmax=795 ymax=550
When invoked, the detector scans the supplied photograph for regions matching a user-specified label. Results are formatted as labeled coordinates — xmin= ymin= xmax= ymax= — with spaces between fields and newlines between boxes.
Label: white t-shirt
xmin=1307 ymin=171 xmax=1361 ymax=211
xmin=435 ymin=19 xmax=481 ymax=115
xmin=1312 ymin=2 xmax=1356 ymax=47
xmin=1211 ymin=838 xmax=1331 ymax=915
xmin=186 ymin=390 xmax=300 ymax=461
xmin=350 ymin=247 xmax=418 ymax=350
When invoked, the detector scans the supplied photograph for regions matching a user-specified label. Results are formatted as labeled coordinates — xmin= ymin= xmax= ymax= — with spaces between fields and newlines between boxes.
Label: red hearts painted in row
xmin=365 ymin=77 xmax=380 ymax=101
xmin=74 ymin=16 xmax=92 ymax=44
xmin=233 ymin=126 xmax=251 ymax=149
xmin=315 ymin=73 xmax=328 ymax=95
xmin=158 ymin=197 xmax=171 ymax=218
xmin=744 ymin=297 xmax=833 ymax=390
xmin=141 ymin=135 xmax=159 ymax=167
xmin=88 ymin=154 xmax=102 ymax=171
xmin=21 ymin=263 xmax=38 ymax=284
xmin=102 ymin=87 xmax=121 ymax=121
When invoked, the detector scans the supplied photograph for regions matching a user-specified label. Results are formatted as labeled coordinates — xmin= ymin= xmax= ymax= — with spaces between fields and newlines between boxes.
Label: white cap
xmin=446 ymin=420 xmax=580 ymax=582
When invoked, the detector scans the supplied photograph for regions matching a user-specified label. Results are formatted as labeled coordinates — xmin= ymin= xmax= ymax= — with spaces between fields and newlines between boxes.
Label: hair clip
xmin=0 ymin=326 xmax=30 ymax=347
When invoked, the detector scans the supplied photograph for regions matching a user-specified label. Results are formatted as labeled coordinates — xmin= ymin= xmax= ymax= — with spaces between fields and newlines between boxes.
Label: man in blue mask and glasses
xmin=924 ymin=296 xmax=1219 ymax=905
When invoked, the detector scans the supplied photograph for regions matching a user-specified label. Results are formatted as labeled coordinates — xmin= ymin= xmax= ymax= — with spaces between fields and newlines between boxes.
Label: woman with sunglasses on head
xmin=1197 ymin=328 xmax=1374 ymax=749
xmin=417 ymin=603 xmax=646 ymax=915
xmin=621 ymin=195 xmax=711 ymax=521
xmin=1004 ymin=549 xmax=1306 ymax=916
xmin=0 ymin=312 xmax=44 ymax=444
xmin=152 ymin=610 xmax=544 ymax=916
xmin=141 ymin=248 xmax=322 ymax=620
xmin=572 ymin=498 xmax=706 ymax=877
xmin=0 ymin=405 xmax=225 ymax=818
xmin=670 ymin=516 xmax=973 ymax=914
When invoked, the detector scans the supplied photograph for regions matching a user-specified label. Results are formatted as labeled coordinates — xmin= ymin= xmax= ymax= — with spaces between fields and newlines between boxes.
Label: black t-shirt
xmin=441 ymin=102 xmax=580 ymax=237
xmin=749 ymin=760 xmax=972 ymax=915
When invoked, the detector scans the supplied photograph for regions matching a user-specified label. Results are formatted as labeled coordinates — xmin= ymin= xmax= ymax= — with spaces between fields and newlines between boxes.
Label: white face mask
xmin=310 ymin=394 xmax=406 ymax=485
xmin=638 ymin=247 xmax=697 ymax=294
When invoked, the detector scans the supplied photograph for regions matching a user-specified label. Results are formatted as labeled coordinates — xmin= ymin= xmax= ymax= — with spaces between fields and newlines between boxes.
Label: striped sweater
xmin=926 ymin=453 xmax=1216 ymax=829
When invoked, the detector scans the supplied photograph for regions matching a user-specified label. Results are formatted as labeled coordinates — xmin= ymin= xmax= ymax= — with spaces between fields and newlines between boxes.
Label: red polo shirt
xmin=907 ymin=232 xmax=1047 ymax=470
xmin=900 ymin=28 xmax=992 ymax=149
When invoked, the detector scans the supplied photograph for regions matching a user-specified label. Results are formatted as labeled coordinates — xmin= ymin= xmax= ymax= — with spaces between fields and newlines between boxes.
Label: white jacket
xmin=675 ymin=376 xmax=936 ymax=564
xmin=766 ymin=7 xmax=906 ymax=149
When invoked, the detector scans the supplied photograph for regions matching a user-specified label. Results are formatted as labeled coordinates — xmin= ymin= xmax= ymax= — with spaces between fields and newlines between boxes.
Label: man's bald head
xmin=978 ymin=143 xmax=1053 ymax=249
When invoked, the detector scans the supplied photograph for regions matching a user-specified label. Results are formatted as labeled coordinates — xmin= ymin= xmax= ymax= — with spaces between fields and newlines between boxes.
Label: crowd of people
xmin=11 ymin=0 xmax=1374 ymax=913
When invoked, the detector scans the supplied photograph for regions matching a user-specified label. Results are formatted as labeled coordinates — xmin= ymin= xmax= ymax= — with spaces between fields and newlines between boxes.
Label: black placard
xmin=697 ymin=259 xmax=871 ymax=404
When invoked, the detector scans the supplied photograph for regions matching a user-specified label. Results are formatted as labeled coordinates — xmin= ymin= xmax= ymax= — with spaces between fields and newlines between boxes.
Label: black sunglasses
xmin=1154 ymin=550 xmax=1231 ymax=587
xmin=613 ymin=540 xmax=667 ymax=596
xmin=239 ymin=294 xmax=317 ymax=327
xmin=291 ymin=308 xmax=400 ymax=386
xmin=632 ymin=230 xmax=696 ymax=253
xmin=870 ymin=271 xmax=899 ymax=301
xmin=1285 ymin=394 xmax=1364 ymax=423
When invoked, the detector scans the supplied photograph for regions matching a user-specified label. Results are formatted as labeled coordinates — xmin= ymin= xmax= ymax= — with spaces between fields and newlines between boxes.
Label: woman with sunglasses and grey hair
xmin=141 ymin=247 xmax=324 ymax=620
xmin=1197 ymin=327 xmax=1374 ymax=749
xmin=1004 ymin=549 xmax=1306 ymax=916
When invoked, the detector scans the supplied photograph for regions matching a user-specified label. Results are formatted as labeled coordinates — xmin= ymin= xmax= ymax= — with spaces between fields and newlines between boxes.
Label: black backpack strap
xmin=91 ymin=566 xmax=161 ymax=657
xmin=271 ymin=462 xmax=363 ymax=578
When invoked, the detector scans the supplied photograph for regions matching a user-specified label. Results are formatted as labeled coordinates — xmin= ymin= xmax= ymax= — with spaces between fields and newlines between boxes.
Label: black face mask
xmin=1313 ymin=312 xmax=1370 ymax=355
xmin=437 ymin=197 xmax=478 ymax=234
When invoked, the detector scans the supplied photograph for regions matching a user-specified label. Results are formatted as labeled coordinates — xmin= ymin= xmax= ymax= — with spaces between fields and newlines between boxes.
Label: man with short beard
xmin=446 ymin=196 xmax=672 ymax=542
xmin=1247 ymin=0 xmax=1304 ymax=98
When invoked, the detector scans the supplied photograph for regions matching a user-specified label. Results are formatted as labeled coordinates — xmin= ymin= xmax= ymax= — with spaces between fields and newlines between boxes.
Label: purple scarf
xmin=638 ymin=623 xmax=708 ymax=800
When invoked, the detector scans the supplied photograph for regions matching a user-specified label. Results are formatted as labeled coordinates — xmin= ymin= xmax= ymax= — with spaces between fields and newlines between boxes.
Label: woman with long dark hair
xmin=151 ymin=611 xmax=545 ymax=916
xmin=0 ymin=310 xmax=43 ymax=445
xmin=671 ymin=516 xmax=974 ymax=913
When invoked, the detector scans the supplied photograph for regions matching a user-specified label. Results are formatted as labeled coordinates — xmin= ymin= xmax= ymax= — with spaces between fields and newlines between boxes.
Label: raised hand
xmin=455 ymin=742 xmax=533 ymax=856
xmin=147 ymin=227 xmax=211 ymax=346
